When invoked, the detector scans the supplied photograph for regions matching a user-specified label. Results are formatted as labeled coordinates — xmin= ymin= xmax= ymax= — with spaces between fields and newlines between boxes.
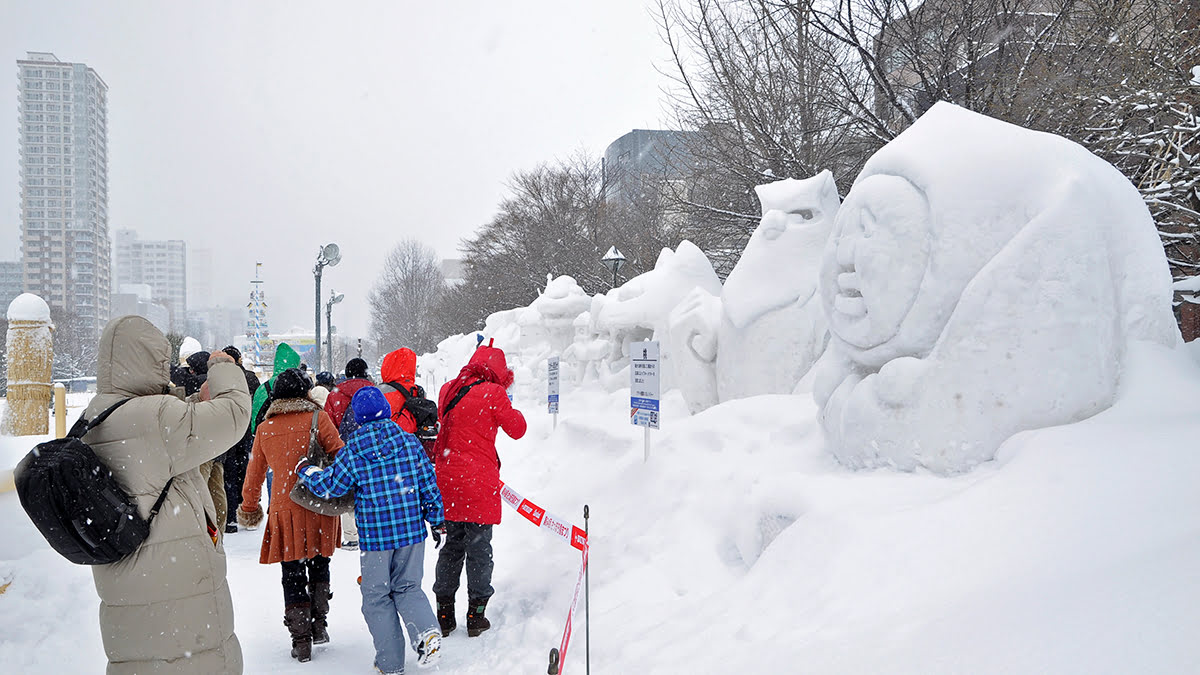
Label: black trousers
xmin=281 ymin=556 xmax=331 ymax=606
xmin=432 ymin=521 xmax=494 ymax=601
xmin=223 ymin=451 xmax=249 ymax=525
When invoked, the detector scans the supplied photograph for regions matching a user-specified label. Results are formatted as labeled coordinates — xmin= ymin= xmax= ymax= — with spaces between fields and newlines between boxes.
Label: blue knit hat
xmin=351 ymin=386 xmax=391 ymax=425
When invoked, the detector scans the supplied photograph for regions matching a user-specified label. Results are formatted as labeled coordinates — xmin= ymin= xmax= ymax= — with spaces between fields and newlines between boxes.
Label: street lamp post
xmin=601 ymin=246 xmax=626 ymax=290
xmin=313 ymin=243 xmax=342 ymax=372
xmin=325 ymin=289 xmax=344 ymax=373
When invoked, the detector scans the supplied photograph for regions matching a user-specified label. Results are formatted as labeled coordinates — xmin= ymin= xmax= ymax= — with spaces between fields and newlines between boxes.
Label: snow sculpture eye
xmin=820 ymin=174 xmax=930 ymax=351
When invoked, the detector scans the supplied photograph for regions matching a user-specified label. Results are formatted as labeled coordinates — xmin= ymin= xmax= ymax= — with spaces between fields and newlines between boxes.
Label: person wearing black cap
xmin=323 ymin=357 xmax=373 ymax=549
xmin=221 ymin=346 xmax=261 ymax=533
xmin=238 ymin=367 xmax=344 ymax=663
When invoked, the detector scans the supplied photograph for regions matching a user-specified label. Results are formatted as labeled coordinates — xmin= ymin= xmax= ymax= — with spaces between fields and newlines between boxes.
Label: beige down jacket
xmin=83 ymin=316 xmax=251 ymax=675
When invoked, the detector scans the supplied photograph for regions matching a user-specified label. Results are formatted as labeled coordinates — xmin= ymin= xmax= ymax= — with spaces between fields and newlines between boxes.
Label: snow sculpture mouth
xmin=821 ymin=175 xmax=930 ymax=351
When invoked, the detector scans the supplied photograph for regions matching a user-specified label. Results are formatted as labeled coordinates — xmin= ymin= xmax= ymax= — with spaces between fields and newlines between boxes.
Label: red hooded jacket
xmin=379 ymin=347 xmax=420 ymax=434
xmin=324 ymin=377 xmax=373 ymax=430
xmin=434 ymin=344 xmax=526 ymax=524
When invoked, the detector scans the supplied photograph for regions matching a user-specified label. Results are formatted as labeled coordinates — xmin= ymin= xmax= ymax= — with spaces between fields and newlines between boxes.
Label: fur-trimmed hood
xmin=264 ymin=396 xmax=322 ymax=419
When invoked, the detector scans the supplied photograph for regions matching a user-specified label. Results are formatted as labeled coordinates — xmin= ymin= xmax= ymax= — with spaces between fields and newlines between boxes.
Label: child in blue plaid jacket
xmin=299 ymin=385 xmax=446 ymax=674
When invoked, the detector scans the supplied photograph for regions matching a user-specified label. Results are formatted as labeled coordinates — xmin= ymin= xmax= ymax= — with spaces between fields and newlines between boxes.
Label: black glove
xmin=431 ymin=523 xmax=447 ymax=550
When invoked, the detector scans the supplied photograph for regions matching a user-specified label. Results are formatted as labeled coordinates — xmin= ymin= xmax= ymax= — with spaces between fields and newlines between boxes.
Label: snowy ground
xmin=2 ymin=343 xmax=1200 ymax=673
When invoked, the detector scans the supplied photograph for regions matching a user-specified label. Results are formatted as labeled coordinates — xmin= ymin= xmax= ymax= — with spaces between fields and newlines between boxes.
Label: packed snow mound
xmin=815 ymin=102 xmax=1179 ymax=474
xmin=421 ymin=243 xmax=721 ymax=401
xmin=670 ymin=171 xmax=840 ymax=412
xmin=6 ymin=294 xmax=50 ymax=323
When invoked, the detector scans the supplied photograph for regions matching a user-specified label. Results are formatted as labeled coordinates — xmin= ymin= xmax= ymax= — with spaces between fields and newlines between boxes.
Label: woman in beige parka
xmin=82 ymin=315 xmax=251 ymax=675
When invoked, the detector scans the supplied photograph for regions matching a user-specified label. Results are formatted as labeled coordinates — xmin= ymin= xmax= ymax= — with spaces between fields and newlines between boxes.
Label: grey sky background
xmin=0 ymin=0 xmax=671 ymax=338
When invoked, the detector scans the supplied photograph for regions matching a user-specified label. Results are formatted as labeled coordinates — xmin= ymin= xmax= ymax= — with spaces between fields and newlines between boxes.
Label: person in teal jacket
xmin=251 ymin=343 xmax=301 ymax=433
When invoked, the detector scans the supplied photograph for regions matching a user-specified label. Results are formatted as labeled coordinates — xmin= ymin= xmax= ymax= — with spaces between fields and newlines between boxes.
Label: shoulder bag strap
xmin=385 ymin=381 xmax=414 ymax=401
xmin=443 ymin=380 xmax=482 ymax=418
xmin=146 ymin=476 xmax=176 ymax=524
xmin=71 ymin=398 xmax=132 ymax=439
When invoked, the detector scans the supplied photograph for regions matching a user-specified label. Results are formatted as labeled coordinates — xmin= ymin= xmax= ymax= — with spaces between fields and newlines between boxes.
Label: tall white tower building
xmin=18 ymin=52 xmax=110 ymax=337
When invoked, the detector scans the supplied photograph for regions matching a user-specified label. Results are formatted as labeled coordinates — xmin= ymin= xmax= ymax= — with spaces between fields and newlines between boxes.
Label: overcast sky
xmin=0 ymin=0 xmax=673 ymax=337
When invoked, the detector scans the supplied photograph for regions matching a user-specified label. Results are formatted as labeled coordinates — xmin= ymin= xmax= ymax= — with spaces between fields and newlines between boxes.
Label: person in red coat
xmin=323 ymin=357 xmax=374 ymax=430
xmin=431 ymin=341 xmax=526 ymax=638
xmin=378 ymin=347 xmax=421 ymax=433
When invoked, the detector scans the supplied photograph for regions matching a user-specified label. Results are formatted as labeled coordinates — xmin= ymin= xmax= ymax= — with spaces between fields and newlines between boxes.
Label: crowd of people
xmin=80 ymin=316 xmax=527 ymax=674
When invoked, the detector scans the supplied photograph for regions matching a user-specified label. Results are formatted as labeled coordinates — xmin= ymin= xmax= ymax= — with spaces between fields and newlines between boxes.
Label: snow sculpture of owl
xmin=669 ymin=171 xmax=840 ymax=412
xmin=814 ymin=102 xmax=1179 ymax=474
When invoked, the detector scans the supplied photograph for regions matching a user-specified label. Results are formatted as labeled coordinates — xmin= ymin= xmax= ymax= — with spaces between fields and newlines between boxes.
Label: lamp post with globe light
xmin=601 ymin=246 xmax=626 ymax=290
xmin=325 ymin=290 xmax=344 ymax=373
xmin=313 ymin=243 xmax=341 ymax=372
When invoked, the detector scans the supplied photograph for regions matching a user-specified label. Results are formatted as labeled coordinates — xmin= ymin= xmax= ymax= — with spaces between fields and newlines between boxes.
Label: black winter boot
xmin=309 ymin=581 xmax=332 ymax=645
xmin=466 ymin=597 xmax=491 ymax=638
xmin=437 ymin=596 xmax=457 ymax=637
xmin=284 ymin=603 xmax=313 ymax=662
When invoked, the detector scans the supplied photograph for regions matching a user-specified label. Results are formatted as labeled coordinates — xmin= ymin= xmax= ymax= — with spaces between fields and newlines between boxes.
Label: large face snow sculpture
xmin=815 ymin=102 xmax=1178 ymax=474
xmin=821 ymin=175 xmax=929 ymax=359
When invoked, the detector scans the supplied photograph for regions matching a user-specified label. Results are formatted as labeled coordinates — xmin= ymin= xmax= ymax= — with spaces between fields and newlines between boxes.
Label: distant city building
xmin=441 ymin=259 xmax=465 ymax=287
xmin=188 ymin=246 xmax=214 ymax=310
xmin=111 ymin=283 xmax=170 ymax=333
xmin=18 ymin=51 xmax=110 ymax=338
xmin=0 ymin=260 xmax=23 ymax=311
xmin=113 ymin=229 xmax=187 ymax=331
xmin=602 ymin=129 xmax=700 ymax=207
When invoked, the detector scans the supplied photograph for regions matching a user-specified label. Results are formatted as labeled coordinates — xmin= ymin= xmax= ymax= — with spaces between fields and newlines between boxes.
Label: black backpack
xmin=383 ymin=381 xmax=439 ymax=440
xmin=14 ymin=399 xmax=175 ymax=566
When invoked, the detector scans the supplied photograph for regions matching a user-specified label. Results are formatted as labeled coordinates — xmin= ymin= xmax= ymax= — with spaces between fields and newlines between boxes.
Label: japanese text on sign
xmin=548 ymin=356 xmax=560 ymax=414
xmin=630 ymin=340 xmax=660 ymax=429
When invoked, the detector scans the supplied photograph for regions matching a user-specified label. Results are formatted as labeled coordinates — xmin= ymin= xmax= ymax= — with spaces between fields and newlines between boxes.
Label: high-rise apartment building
xmin=18 ymin=52 xmax=110 ymax=337
xmin=0 ymin=260 xmax=23 ymax=312
xmin=113 ymin=229 xmax=187 ymax=331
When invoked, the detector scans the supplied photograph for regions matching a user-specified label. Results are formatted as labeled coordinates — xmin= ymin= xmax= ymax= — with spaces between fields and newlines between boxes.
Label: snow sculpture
xmin=421 ymin=276 xmax=592 ymax=401
xmin=593 ymin=241 xmax=721 ymax=391
xmin=814 ymin=102 xmax=1179 ymax=474
xmin=670 ymin=171 xmax=840 ymax=412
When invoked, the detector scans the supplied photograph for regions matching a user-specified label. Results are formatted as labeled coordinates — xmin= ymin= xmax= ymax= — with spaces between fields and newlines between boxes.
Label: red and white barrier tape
xmin=499 ymin=481 xmax=588 ymax=551
xmin=498 ymin=481 xmax=589 ymax=673
xmin=556 ymin=543 xmax=588 ymax=672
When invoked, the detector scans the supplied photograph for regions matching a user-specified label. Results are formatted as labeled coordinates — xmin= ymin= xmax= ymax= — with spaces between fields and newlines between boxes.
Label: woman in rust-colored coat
xmin=238 ymin=367 xmax=343 ymax=663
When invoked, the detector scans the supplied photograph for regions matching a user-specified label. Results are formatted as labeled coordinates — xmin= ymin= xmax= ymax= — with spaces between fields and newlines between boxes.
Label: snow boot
xmin=309 ymin=581 xmax=332 ymax=645
xmin=466 ymin=597 xmax=491 ymax=637
xmin=416 ymin=628 xmax=443 ymax=667
xmin=284 ymin=602 xmax=313 ymax=662
xmin=436 ymin=596 xmax=456 ymax=637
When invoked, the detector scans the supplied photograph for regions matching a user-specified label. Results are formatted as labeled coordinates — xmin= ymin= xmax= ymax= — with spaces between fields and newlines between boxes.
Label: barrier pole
xmin=584 ymin=504 xmax=590 ymax=675
xmin=54 ymin=382 xmax=67 ymax=439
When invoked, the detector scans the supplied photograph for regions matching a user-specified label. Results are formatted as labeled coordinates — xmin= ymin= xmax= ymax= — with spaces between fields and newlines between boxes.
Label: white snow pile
xmin=6 ymin=293 xmax=51 ymax=323
xmin=815 ymin=102 xmax=1179 ymax=474
xmin=3 ymin=105 xmax=1200 ymax=673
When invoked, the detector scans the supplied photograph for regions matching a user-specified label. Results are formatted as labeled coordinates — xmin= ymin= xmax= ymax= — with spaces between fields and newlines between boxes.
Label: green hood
xmin=273 ymin=343 xmax=301 ymax=373
xmin=252 ymin=343 xmax=302 ymax=430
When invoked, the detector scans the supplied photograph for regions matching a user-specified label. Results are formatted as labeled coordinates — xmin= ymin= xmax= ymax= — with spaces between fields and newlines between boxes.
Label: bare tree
xmin=50 ymin=307 xmax=99 ymax=379
xmin=369 ymin=240 xmax=447 ymax=356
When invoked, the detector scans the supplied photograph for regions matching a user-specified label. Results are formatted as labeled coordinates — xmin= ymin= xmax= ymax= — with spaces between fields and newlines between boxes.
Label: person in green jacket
xmin=249 ymin=343 xmax=301 ymax=508
xmin=251 ymin=343 xmax=301 ymax=433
